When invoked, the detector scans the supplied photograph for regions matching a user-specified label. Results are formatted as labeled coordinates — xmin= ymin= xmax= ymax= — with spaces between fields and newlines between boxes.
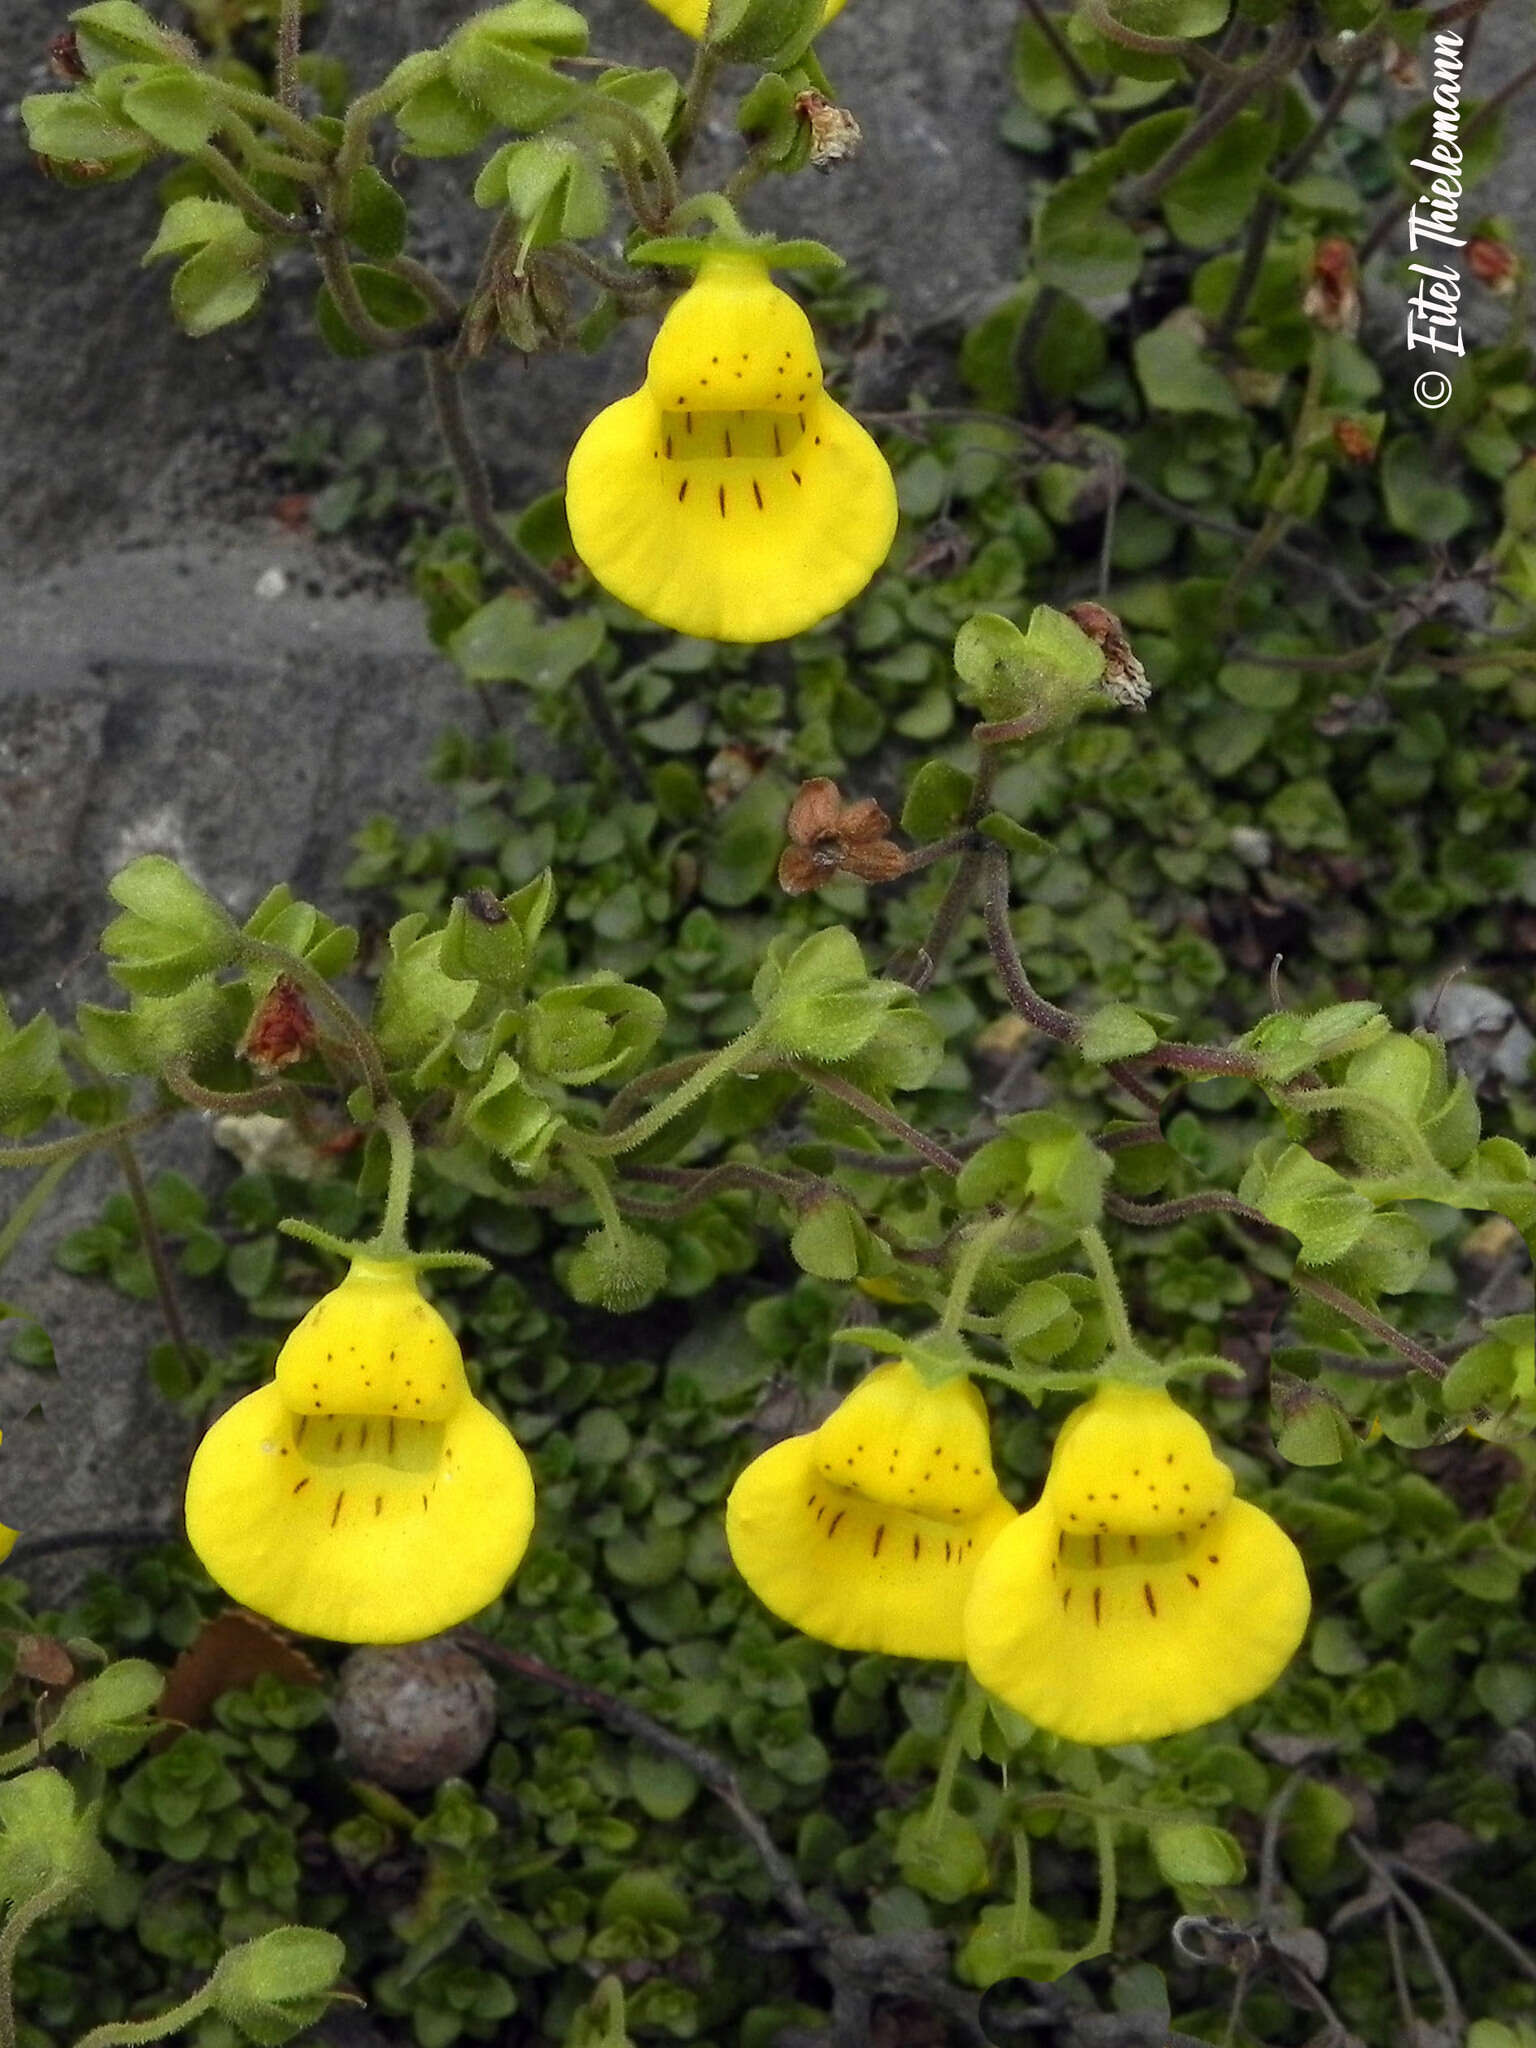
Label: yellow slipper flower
xmin=184 ymin=1258 xmax=535 ymax=1645
xmin=645 ymin=0 xmax=849 ymax=37
xmin=964 ymin=1383 xmax=1309 ymax=1746
xmin=726 ymin=1361 xmax=1017 ymax=1659
xmin=565 ymin=252 xmax=897 ymax=643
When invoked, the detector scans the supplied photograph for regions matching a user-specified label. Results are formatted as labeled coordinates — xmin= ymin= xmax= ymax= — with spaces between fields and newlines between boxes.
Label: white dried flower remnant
xmin=1066 ymin=602 xmax=1152 ymax=710
xmin=795 ymin=91 xmax=862 ymax=170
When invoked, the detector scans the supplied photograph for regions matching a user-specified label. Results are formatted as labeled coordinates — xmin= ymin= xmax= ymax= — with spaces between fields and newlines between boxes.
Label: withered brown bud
xmin=47 ymin=29 xmax=87 ymax=78
xmin=1065 ymin=602 xmax=1152 ymax=711
xmin=240 ymin=975 xmax=318 ymax=1072
xmin=1303 ymin=239 xmax=1361 ymax=339
xmin=1332 ymin=419 xmax=1376 ymax=465
xmin=1467 ymin=237 xmax=1518 ymax=296
xmin=794 ymin=90 xmax=862 ymax=170
xmin=463 ymin=887 xmax=508 ymax=925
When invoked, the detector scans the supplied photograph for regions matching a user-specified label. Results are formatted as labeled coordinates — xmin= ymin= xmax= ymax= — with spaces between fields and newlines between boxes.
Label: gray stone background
xmin=0 ymin=0 xmax=1530 ymax=1589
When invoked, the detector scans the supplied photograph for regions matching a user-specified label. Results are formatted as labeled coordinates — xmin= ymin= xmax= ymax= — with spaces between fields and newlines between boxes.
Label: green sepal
xmin=75 ymin=979 xmax=239 ymax=1078
xmin=1339 ymin=1031 xmax=1481 ymax=1175
xmin=447 ymin=29 xmax=583 ymax=132
xmin=564 ymin=1219 xmax=668 ymax=1313
xmin=894 ymin=1807 xmax=990 ymax=1904
xmin=120 ymin=66 xmax=220 ymax=151
xmin=0 ymin=1769 xmax=115 ymax=1910
xmin=462 ymin=1054 xmax=565 ymax=1172
xmin=0 ymin=1009 xmax=68 ymax=1133
xmin=955 ymin=1112 xmax=1110 ymax=1231
xmin=953 ymin=606 xmax=1104 ymax=726
xmin=1270 ymin=1371 xmax=1355 ymax=1466
xmin=709 ymin=0 xmax=822 ymax=68
xmin=372 ymin=916 xmax=478 ymax=1075
xmin=394 ymin=75 xmax=496 ymax=157
xmin=524 ymin=978 xmax=666 ymax=1087
xmin=789 ymin=1198 xmax=865 ymax=1281
xmin=45 ymin=1660 xmax=163 ymax=1766
xmin=1441 ymin=1315 xmax=1534 ymax=1435
xmin=1238 ymin=1000 xmax=1388 ymax=1084
xmin=752 ymin=926 xmax=910 ymax=1064
xmin=20 ymin=86 xmax=151 ymax=169
xmin=498 ymin=135 xmax=608 ymax=246
xmin=70 ymin=0 xmax=196 ymax=69
xmin=627 ymin=231 xmax=843 ymax=273
xmin=832 ymin=1324 xmax=983 ymax=1390
xmin=209 ymin=1927 xmax=348 ymax=2047
xmin=100 ymin=856 xmax=239 ymax=997
xmin=439 ymin=874 xmax=554 ymax=994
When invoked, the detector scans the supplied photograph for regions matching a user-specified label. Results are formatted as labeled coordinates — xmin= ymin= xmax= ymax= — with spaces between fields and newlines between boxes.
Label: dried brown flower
xmin=1303 ymin=239 xmax=1361 ymax=338
xmin=1467 ymin=238 xmax=1518 ymax=297
xmin=1066 ymin=601 xmax=1151 ymax=710
xmin=794 ymin=91 xmax=862 ymax=170
xmin=778 ymin=777 xmax=907 ymax=895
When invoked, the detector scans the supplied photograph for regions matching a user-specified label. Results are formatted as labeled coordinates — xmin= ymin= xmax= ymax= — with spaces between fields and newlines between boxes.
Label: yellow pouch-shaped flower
xmin=185 ymin=1259 xmax=534 ymax=1644
xmin=964 ymin=1383 xmax=1309 ymax=1745
xmin=0 ymin=1429 xmax=14 ymax=1564
xmin=726 ymin=1361 xmax=1017 ymax=1659
xmin=566 ymin=253 xmax=897 ymax=643
xmin=645 ymin=0 xmax=849 ymax=42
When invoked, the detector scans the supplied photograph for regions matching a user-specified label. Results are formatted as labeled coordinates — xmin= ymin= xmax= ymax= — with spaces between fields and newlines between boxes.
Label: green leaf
xmin=1100 ymin=0 xmax=1228 ymax=34
xmin=1134 ymin=320 xmax=1241 ymax=418
xmin=21 ymin=88 xmax=149 ymax=166
xmin=789 ymin=1200 xmax=863 ymax=1281
xmin=1034 ymin=167 xmax=1144 ymax=299
xmin=448 ymin=595 xmax=605 ymax=688
xmin=394 ymin=75 xmax=495 ymax=157
xmin=894 ymin=1809 xmax=990 ymax=1904
xmin=1151 ymin=1823 xmax=1245 ymax=1887
xmin=701 ymin=772 xmax=794 ymax=908
xmin=120 ymin=67 xmax=218 ymax=151
xmin=315 ymin=264 xmax=432 ymax=357
xmin=144 ymin=195 xmax=250 ymax=260
xmin=342 ymin=165 xmax=408 ymax=259
xmin=626 ymin=1753 xmax=699 ymax=1821
xmin=1160 ymin=113 xmax=1275 ymax=249
xmin=1077 ymin=1003 xmax=1159 ymax=1063
xmin=1237 ymin=1141 xmax=1372 ymax=1266
xmin=71 ymin=0 xmax=193 ymax=65
xmin=1381 ymin=435 xmax=1473 ymax=544
xmin=955 ymin=1903 xmax=1065 ymax=1989
xmin=168 ymin=236 xmax=266 ymax=336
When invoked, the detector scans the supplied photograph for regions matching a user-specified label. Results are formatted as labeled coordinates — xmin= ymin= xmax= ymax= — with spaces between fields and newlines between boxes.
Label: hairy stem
xmin=1292 ymin=1272 xmax=1448 ymax=1379
xmin=114 ymin=1140 xmax=196 ymax=1373
xmin=72 ymin=1985 xmax=217 ymax=2048
xmin=0 ymin=1885 xmax=76 ymax=2048
xmin=789 ymin=1065 xmax=964 ymax=1175
xmin=0 ymin=1108 xmax=172 ymax=1173
xmin=0 ymin=1156 xmax=75 ymax=1279
xmin=275 ymin=0 xmax=302 ymax=113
